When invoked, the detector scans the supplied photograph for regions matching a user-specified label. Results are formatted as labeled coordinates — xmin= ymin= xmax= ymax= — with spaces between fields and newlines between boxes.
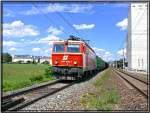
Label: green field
xmin=3 ymin=64 xmax=55 ymax=92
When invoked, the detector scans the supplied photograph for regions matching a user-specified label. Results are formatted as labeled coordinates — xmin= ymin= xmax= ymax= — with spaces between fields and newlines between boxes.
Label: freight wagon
xmin=96 ymin=56 xmax=108 ymax=71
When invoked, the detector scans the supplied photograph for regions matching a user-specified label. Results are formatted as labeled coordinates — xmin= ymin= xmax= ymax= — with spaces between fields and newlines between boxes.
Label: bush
xmin=32 ymin=60 xmax=37 ymax=64
xmin=3 ymin=80 xmax=12 ymax=91
xmin=44 ymin=67 xmax=52 ymax=78
xmin=30 ymin=75 xmax=44 ymax=82
xmin=26 ymin=61 xmax=31 ymax=64
xmin=16 ymin=61 xmax=23 ymax=64
xmin=42 ymin=61 xmax=49 ymax=64
xmin=19 ymin=80 xmax=32 ymax=88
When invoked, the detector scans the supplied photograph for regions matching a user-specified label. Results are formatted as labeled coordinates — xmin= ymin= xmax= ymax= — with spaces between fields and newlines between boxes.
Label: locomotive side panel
xmin=83 ymin=45 xmax=96 ymax=71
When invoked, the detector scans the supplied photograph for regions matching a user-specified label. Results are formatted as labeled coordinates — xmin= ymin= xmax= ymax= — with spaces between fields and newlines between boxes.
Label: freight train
xmin=51 ymin=35 xmax=108 ymax=80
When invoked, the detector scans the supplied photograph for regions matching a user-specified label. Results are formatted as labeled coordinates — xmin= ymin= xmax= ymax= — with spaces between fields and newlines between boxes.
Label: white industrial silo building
xmin=126 ymin=2 xmax=149 ymax=72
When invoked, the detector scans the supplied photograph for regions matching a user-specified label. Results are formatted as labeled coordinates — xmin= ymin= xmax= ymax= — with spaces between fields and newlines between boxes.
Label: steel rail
xmin=2 ymin=80 xmax=75 ymax=111
xmin=112 ymin=69 xmax=148 ymax=98
xmin=2 ymin=80 xmax=61 ymax=100
xmin=118 ymin=69 xmax=148 ymax=85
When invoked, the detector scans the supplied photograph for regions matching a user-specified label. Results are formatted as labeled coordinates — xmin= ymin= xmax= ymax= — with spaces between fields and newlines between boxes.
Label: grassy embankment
xmin=80 ymin=68 xmax=120 ymax=110
xmin=3 ymin=64 xmax=55 ymax=92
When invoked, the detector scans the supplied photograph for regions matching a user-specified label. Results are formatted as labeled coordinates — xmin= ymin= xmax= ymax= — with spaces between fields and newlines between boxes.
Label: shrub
xmin=30 ymin=75 xmax=44 ymax=82
xmin=26 ymin=61 xmax=31 ymax=64
xmin=19 ymin=80 xmax=32 ymax=88
xmin=44 ymin=67 xmax=52 ymax=78
xmin=3 ymin=80 xmax=12 ymax=91
xmin=16 ymin=61 xmax=23 ymax=64
xmin=42 ymin=61 xmax=49 ymax=64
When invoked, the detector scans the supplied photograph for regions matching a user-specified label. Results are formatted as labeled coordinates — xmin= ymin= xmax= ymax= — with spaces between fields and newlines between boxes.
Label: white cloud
xmin=24 ymin=6 xmax=40 ymax=15
xmin=73 ymin=24 xmax=95 ymax=30
xmin=67 ymin=4 xmax=93 ymax=13
xmin=117 ymin=48 xmax=126 ymax=56
xmin=8 ymin=47 xmax=17 ymax=51
xmin=3 ymin=41 xmax=19 ymax=47
xmin=92 ymin=46 xmax=113 ymax=61
xmin=111 ymin=4 xmax=129 ymax=8
xmin=116 ymin=18 xmax=128 ymax=30
xmin=24 ymin=4 xmax=93 ymax=15
xmin=105 ymin=51 xmax=112 ymax=56
xmin=44 ymin=47 xmax=52 ymax=53
xmin=3 ymin=20 xmax=39 ymax=37
xmin=93 ymin=47 xmax=105 ymax=52
xmin=32 ymin=48 xmax=41 ymax=52
xmin=4 ymin=9 xmax=15 ymax=17
xmin=47 ymin=26 xmax=63 ymax=35
xmin=20 ymin=39 xmax=25 ymax=41
xmin=39 ymin=35 xmax=60 ymax=45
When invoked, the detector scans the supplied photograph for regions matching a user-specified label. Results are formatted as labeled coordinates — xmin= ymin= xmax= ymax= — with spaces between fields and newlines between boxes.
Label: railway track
xmin=2 ymin=80 xmax=75 ymax=111
xmin=112 ymin=68 xmax=148 ymax=98
xmin=118 ymin=69 xmax=148 ymax=84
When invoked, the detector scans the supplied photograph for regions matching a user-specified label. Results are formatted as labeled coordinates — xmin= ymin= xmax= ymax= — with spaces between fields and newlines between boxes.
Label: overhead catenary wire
xmin=56 ymin=12 xmax=84 ymax=39
xmin=66 ymin=13 xmax=93 ymax=46
xmin=66 ymin=11 xmax=98 ymax=48
xmin=66 ymin=13 xmax=88 ymax=38
xmin=32 ymin=3 xmax=70 ymax=38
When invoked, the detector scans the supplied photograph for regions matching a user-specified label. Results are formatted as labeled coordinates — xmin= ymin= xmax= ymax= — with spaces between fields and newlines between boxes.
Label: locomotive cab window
xmin=54 ymin=44 xmax=64 ymax=52
xmin=67 ymin=44 xmax=80 ymax=53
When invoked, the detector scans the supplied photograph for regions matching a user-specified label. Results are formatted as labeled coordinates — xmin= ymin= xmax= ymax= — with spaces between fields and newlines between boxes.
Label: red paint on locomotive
xmin=51 ymin=39 xmax=96 ymax=79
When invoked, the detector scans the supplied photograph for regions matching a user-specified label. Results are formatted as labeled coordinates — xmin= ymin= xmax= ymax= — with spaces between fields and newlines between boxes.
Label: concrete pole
xmin=123 ymin=48 xmax=125 ymax=69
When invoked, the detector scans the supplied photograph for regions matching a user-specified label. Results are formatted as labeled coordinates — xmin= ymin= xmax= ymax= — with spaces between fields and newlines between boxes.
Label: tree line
xmin=2 ymin=53 xmax=12 ymax=63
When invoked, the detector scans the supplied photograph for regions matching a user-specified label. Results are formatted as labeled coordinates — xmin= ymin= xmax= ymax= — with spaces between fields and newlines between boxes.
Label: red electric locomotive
xmin=51 ymin=36 xmax=96 ymax=80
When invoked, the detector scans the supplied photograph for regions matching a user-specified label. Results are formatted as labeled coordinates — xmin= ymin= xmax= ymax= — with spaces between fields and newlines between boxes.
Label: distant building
xmin=126 ymin=2 xmax=148 ymax=72
xmin=39 ymin=56 xmax=52 ymax=65
xmin=12 ymin=55 xmax=34 ymax=63
xmin=12 ymin=55 xmax=52 ymax=64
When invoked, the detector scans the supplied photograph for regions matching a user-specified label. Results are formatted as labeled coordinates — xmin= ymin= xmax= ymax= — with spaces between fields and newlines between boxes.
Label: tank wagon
xmin=51 ymin=35 xmax=108 ymax=80
xmin=96 ymin=56 xmax=109 ymax=71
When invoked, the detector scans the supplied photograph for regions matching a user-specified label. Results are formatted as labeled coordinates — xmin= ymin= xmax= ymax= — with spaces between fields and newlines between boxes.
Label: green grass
xmin=80 ymin=69 xmax=120 ymax=110
xmin=3 ymin=64 xmax=55 ymax=92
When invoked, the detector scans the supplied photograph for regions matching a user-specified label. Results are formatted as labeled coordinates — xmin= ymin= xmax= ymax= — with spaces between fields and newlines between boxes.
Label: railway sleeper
xmin=2 ymin=98 xmax=13 ymax=105
xmin=2 ymin=97 xmax=25 ymax=111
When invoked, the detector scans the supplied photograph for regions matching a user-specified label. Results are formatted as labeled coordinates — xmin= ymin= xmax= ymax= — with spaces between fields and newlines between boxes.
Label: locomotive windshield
xmin=54 ymin=44 xmax=64 ymax=52
xmin=67 ymin=44 xmax=80 ymax=53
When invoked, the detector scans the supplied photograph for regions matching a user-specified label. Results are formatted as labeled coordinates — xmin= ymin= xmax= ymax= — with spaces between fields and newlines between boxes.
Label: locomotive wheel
xmin=84 ymin=71 xmax=87 ymax=78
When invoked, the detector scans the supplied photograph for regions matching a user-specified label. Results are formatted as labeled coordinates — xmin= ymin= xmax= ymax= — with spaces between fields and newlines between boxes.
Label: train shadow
xmin=53 ymin=68 xmax=108 ymax=84
xmin=76 ymin=69 xmax=106 ymax=83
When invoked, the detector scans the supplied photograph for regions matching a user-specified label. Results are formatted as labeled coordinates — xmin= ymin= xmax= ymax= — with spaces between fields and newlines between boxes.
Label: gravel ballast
xmin=21 ymin=70 xmax=108 ymax=111
xmin=20 ymin=68 xmax=148 ymax=111
xmin=112 ymin=70 xmax=148 ymax=111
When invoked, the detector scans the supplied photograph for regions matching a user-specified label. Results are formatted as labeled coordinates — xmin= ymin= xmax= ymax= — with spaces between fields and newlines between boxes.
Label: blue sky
xmin=3 ymin=2 xmax=129 ymax=61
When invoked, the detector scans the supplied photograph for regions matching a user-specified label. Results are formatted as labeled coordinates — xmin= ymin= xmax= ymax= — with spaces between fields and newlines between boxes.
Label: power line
xmin=56 ymin=12 xmax=84 ymax=38
xmin=66 ymin=13 xmax=88 ymax=38
xmin=66 ymin=13 xmax=94 ymax=46
xmin=32 ymin=3 xmax=70 ymax=37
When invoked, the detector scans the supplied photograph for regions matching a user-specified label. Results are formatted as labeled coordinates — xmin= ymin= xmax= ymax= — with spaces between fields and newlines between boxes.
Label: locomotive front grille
xmin=52 ymin=67 xmax=83 ymax=75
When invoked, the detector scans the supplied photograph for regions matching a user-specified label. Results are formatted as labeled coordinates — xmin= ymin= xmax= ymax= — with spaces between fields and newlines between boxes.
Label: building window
xmin=138 ymin=58 xmax=140 ymax=67
xmin=138 ymin=5 xmax=142 ymax=7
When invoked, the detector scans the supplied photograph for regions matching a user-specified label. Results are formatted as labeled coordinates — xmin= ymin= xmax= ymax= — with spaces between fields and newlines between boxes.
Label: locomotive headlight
xmin=55 ymin=60 xmax=58 ymax=64
xmin=74 ymin=61 xmax=77 ymax=65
